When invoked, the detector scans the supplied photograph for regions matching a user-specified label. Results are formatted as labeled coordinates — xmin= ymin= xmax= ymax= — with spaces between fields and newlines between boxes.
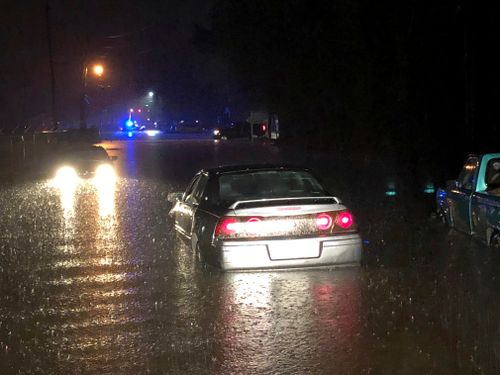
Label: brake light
xmin=261 ymin=124 xmax=267 ymax=132
xmin=336 ymin=212 xmax=353 ymax=229
xmin=316 ymin=213 xmax=333 ymax=230
xmin=246 ymin=217 xmax=261 ymax=235
xmin=215 ymin=217 xmax=237 ymax=236
xmin=214 ymin=211 xmax=355 ymax=239
xmin=277 ymin=206 xmax=302 ymax=211
xmin=215 ymin=217 xmax=263 ymax=238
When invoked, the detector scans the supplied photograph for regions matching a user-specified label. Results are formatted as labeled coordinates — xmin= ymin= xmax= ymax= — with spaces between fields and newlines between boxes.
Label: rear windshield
xmin=218 ymin=170 xmax=326 ymax=202
xmin=486 ymin=158 xmax=500 ymax=189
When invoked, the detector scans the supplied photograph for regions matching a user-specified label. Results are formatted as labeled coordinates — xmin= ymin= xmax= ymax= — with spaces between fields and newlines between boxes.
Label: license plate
xmin=268 ymin=240 xmax=320 ymax=260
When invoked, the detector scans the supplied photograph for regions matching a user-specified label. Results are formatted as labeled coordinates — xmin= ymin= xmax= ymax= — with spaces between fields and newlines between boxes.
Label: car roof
xmin=59 ymin=145 xmax=109 ymax=160
xmin=204 ymin=164 xmax=310 ymax=176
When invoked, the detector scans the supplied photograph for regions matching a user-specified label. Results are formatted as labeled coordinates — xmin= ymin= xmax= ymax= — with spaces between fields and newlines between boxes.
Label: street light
xmin=80 ymin=62 xmax=106 ymax=129
xmin=93 ymin=64 xmax=104 ymax=77
xmin=148 ymin=91 xmax=154 ymax=98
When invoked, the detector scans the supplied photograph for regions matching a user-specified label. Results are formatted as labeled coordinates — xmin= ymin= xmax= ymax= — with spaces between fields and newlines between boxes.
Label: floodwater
xmin=0 ymin=139 xmax=499 ymax=374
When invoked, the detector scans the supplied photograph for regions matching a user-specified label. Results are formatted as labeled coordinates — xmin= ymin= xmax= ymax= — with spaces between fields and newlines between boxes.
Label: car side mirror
xmin=111 ymin=156 xmax=118 ymax=161
xmin=167 ymin=192 xmax=183 ymax=203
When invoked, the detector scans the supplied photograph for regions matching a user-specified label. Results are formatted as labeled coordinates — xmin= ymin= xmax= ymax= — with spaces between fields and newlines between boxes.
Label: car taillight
xmin=215 ymin=217 xmax=237 ymax=237
xmin=214 ymin=211 xmax=355 ymax=239
xmin=336 ymin=211 xmax=353 ymax=229
xmin=245 ymin=217 xmax=262 ymax=235
xmin=215 ymin=217 xmax=263 ymax=238
xmin=315 ymin=213 xmax=333 ymax=230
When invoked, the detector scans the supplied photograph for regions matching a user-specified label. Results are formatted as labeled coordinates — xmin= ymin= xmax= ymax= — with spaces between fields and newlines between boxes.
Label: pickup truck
xmin=436 ymin=153 xmax=500 ymax=248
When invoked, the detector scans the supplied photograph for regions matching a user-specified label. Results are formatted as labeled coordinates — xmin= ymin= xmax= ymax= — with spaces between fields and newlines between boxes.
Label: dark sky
xmin=0 ymin=0 xmax=240 ymax=128
xmin=1 ymin=0 xmax=499 ymax=157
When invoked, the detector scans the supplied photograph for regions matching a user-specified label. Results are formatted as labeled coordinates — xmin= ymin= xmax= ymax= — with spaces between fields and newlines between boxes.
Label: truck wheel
xmin=491 ymin=233 xmax=500 ymax=250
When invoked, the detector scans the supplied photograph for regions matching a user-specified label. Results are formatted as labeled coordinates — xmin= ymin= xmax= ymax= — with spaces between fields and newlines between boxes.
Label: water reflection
xmin=93 ymin=173 xmax=117 ymax=219
xmin=45 ymin=176 xmax=152 ymax=372
xmin=51 ymin=174 xmax=78 ymax=219
xmin=215 ymin=270 xmax=363 ymax=373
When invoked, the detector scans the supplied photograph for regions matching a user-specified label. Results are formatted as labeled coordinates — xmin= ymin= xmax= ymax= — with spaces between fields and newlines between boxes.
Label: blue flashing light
xmin=126 ymin=120 xmax=134 ymax=128
xmin=127 ymin=131 xmax=133 ymax=138
xmin=438 ymin=190 xmax=446 ymax=199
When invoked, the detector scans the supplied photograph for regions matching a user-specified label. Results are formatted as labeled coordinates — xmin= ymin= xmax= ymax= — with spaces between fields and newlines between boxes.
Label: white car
xmin=169 ymin=165 xmax=362 ymax=270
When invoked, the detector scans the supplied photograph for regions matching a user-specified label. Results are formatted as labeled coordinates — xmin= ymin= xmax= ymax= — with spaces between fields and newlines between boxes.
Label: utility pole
xmin=80 ymin=63 xmax=88 ymax=130
xmin=45 ymin=1 xmax=57 ymax=130
xmin=462 ymin=3 xmax=473 ymax=149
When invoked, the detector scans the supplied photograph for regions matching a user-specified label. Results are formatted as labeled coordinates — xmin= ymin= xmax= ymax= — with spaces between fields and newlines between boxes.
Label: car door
xmin=448 ymin=157 xmax=479 ymax=233
xmin=471 ymin=157 xmax=500 ymax=241
xmin=175 ymin=174 xmax=201 ymax=236
xmin=471 ymin=193 xmax=490 ymax=241
xmin=180 ymin=173 xmax=209 ymax=238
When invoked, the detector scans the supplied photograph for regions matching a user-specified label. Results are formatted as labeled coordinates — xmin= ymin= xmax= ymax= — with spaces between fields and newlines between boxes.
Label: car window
xmin=457 ymin=157 xmax=479 ymax=190
xmin=218 ymin=170 xmax=326 ymax=203
xmin=187 ymin=173 xmax=208 ymax=205
xmin=183 ymin=174 xmax=201 ymax=201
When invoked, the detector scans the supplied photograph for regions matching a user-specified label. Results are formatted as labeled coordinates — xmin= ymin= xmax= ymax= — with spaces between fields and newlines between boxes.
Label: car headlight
xmin=213 ymin=129 xmax=220 ymax=136
xmin=54 ymin=166 xmax=78 ymax=187
xmin=94 ymin=163 xmax=116 ymax=186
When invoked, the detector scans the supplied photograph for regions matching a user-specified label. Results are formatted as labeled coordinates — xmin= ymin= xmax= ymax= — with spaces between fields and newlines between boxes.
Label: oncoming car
xmin=52 ymin=146 xmax=117 ymax=186
xmin=168 ymin=165 xmax=362 ymax=270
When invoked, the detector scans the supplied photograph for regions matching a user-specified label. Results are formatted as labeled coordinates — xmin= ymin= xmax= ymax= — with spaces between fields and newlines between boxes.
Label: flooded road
xmin=1 ymin=139 xmax=499 ymax=374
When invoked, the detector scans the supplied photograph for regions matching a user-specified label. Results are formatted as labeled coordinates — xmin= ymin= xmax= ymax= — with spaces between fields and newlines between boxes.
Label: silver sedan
xmin=168 ymin=165 xmax=362 ymax=270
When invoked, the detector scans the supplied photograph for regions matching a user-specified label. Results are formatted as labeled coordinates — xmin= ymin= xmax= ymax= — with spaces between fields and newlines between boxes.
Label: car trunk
xmin=217 ymin=201 xmax=351 ymax=239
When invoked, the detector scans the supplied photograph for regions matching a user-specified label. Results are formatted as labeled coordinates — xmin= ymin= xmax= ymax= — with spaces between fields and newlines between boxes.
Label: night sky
xmin=0 ymin=1 xmax=498 ymax=160
xmin=0 ymin=0 xmax=231 ymax=127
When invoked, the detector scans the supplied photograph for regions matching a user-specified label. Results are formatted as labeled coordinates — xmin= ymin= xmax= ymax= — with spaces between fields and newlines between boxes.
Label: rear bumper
xmin=217 ymin=233 xmax=362 ymax=271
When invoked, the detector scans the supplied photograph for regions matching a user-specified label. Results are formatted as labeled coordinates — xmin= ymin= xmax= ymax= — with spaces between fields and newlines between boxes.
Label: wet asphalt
xmin=0 ymin=138 xmax=499 ymax=374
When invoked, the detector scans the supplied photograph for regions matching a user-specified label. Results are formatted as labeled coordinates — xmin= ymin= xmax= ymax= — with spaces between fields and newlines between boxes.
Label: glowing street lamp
xmin=93 ymin=64 xmax=104 ymax=77
xmin=80 ymin=61 xmax=107 ymax=129
xmin=148 ymin=91 xmax=154 ymax=98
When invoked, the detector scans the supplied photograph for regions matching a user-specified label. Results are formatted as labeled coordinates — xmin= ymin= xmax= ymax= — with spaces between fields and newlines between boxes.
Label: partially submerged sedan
xmin=168 ymin=165 xmax=362 ymax=270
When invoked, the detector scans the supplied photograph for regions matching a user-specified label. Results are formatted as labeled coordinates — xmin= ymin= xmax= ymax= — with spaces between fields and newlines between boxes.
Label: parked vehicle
xmin=247 ymin=111 xmax=280 ymax=140
xmin=168 ymin=165 xmax=362 ymax=270
xmin=213 ymin=122 xmax=252 ymax=140
xmin=436 ymin=153 xmax=500 ymax=248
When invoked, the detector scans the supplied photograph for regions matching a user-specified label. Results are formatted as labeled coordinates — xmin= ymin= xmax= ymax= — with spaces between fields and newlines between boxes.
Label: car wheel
xmin=491 ymin=232 xmax=500 ymax=250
